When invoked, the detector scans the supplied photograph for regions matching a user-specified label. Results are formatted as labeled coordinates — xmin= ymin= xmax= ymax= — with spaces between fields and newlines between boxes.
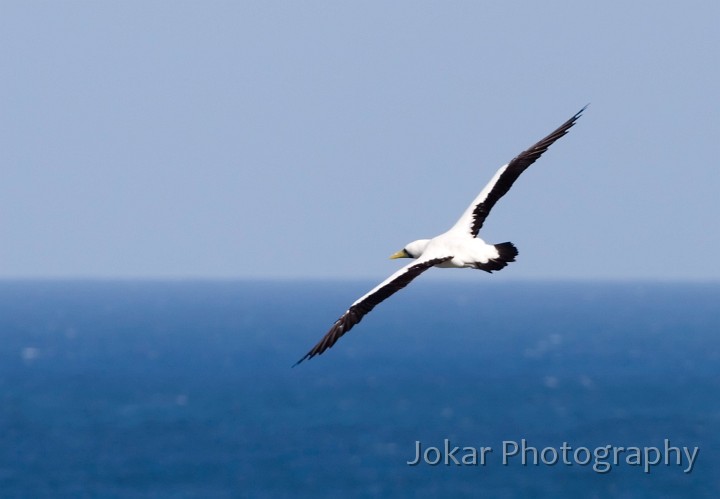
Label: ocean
xmin=0 ymin=280 xmax=718 ymax=498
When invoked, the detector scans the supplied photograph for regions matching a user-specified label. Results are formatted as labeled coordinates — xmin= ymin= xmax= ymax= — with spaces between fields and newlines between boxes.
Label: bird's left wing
xmin=294 ymin=255 xmax=452 ymax=365
xmin=450 ymin=106 xmax=586 ymax=238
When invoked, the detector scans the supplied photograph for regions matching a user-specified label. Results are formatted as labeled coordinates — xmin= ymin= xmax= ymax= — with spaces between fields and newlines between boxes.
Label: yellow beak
xmin=389 ymin=249 xmax=411 ymax=259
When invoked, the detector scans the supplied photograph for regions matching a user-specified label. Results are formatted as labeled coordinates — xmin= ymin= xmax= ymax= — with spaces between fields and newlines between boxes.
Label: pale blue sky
xmin=1 ymin=2 xmax=718 ymax=280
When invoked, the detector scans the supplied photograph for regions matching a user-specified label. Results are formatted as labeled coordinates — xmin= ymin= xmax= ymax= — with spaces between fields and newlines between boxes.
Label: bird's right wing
xmin=450 ymin=106 xmax=586 ymax=238
xmin=294 ymin=255 xmax=452 ymax=365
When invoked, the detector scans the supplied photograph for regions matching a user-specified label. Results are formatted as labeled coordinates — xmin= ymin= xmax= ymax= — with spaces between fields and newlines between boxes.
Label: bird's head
xmin=390 ymin=239 xmax=430 ymax=260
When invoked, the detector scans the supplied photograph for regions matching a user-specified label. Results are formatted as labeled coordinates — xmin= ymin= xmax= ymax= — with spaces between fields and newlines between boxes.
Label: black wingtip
xmin=565 ymin=104 xmax=588 ymax=134
xmin=565 ymin=104 xmax=587 ymax=127
xmin=292 ymin=354 xmax=310 ymax=368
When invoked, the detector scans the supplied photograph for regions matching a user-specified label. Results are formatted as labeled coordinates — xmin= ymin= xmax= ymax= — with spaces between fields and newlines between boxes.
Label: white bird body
xmin=412 ymin=234 xmax=499 ymax=269
xmin=295 ymin=106 xmax=585 ymax=365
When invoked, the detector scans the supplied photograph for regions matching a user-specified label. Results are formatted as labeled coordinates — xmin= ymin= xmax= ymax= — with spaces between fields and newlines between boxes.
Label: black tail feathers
xmin=494 ymin=241 xmax=519 ymax=262
xmin=475 ymin=242 xmax=518 ymax=273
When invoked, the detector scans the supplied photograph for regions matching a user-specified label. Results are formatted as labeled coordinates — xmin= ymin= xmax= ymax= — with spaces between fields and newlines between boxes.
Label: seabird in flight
xmin=295 ymin=106 xmax=585 ymax=366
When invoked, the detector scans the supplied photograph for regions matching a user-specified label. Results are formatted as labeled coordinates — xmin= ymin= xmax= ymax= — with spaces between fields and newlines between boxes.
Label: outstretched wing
xmin=294 ymin=256 xmax=452 ymax=365
xmin=451 ymin=106 xmax=586 ymax=237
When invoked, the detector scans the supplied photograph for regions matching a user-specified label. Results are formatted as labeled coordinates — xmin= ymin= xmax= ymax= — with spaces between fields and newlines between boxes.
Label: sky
xmin=1 ymin=2 xmax=718 ymax=280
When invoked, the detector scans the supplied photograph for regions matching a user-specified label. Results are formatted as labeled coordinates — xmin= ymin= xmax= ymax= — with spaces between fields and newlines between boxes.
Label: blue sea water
xmin=0 ymin=280 xmax=718 ymax=498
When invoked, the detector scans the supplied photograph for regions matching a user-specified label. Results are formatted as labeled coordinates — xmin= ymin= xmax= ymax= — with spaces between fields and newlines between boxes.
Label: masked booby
xmin=295 ymin=106 xmax=585 ymax=365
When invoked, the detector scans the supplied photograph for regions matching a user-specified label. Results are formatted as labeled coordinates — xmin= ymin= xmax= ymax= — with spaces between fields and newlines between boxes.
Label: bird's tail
xmin=475 ymin=242 xmax=518 ymax=273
